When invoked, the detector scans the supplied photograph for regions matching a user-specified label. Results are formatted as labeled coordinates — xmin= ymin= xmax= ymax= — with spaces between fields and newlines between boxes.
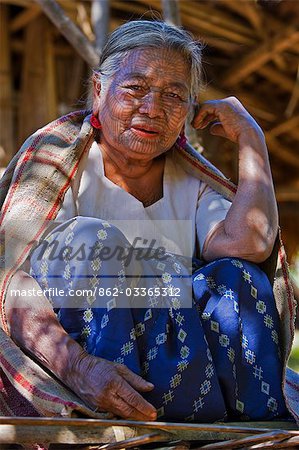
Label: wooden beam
xmin=162 ymin=0 xmax=181 ymax=26
xmin=91 ymin=0 xmax=109 ymax=53
xmin=34 ymin=0 xmax=99 ymax=68
xmin=140 ymin=0 xmax=257 ymax=40
xmin=76 ymin=2 xmax=94 ymax=41
xmin=181 ymin=14 xmax=255 ymax=47
xmin=0 ymin=3 xmax=14 ymax=163
xmin=272 ymin=54 xmax=288 ymax=72
xmin=222 ymin=6 xmax=292 ymax=63
xmin=276 ymin=188 xmax=299 ymax=202
xmin=198 ymin=37 xmax=241 ymax=54
xmin=258 ymin=65 xmax=299 ymax=95
xmin=0 ymin=0 xmax=34 ymax=7
xmin=152 ymin=0 xmax=299 ymax=57
xmin=279 ymin=202 xmax=299 ymax=214
xmin=198 ymin=430 xmax=291 ymax=449
xmin=265 ymin=134 xmax=299 ymax=169
xmin=96 ymin=433 xmax=165 ymax=450
xmin=266 ymin=13 xmax=299 ymax=55
xmin=18 ymin=16 xmax=57 ymax=145
xmin=10 ymin=5 xmax=41 ymax=32
xmin=268 ymin=116 xmax=299 ymax=138
xmin=289 ymin=128 xmax=299 ymax=141
xmin=137 ymin=0 xmax=257 ymax=45
xmin=0 ymin=424 xmax=152 ymax=445
xmin=180 ymin=1 xmax=257 ymax=39
xmin=285 ymin=63 xmax=299 ymax=118
xmin=11 ymin=38 xmax=75 ymax=56
xmin=0 ymin=417 xmax=296 ymax=446
xmin=220 ymin=0 xmax=264 ymax=35
xmin=111 ymin=0 xmax=148 ymax=16
xmin=222 ymin=27 xmax=299 ymax=87
xmin=199 ymin=86 xmax=277 ymax=123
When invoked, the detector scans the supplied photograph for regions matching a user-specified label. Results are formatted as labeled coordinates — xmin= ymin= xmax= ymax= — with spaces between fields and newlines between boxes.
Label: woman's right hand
xmin=71 ymin=351 xmax=157 ymax=421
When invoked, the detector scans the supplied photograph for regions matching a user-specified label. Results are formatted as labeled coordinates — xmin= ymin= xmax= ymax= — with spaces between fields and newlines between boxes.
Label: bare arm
xmin=192 ymin=97 xmax=278 ymax=263
xmin=5 ymin=270 xmax=157 ymax=420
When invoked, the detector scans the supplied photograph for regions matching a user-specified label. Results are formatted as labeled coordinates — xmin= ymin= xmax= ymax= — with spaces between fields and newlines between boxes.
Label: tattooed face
xmin=94 ymin=47 xmax=191 ymax=161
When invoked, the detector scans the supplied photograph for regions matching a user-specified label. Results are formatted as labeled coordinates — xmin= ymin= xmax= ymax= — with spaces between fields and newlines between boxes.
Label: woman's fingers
xmin=78 ymin=356 xmax=157 ymax=420
xmin=192 ymin=101 xmax=218 ymax=129
xmin=195 ymin=113 xmax=217 ymax=130
xmin=209 ymin=122 xmax=227 ymax=138
xmin=108 ymin=391 xmax=157 ymax=421
xmin=116 ymin=363 xmax=154 ymax=391
xmin=115 ymin=377 xmax=157 ymax=420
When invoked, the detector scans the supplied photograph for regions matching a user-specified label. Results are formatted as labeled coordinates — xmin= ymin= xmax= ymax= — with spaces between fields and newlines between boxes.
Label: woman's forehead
xmin=116 ymin=47 xmax=191 ymax=85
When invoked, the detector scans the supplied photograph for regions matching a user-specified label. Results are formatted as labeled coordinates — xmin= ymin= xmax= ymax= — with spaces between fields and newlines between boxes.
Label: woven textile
xmin=30 ymin=216 xmax=288 ymax=422
xmin=0 ymin=111 xmax=297 ymax=421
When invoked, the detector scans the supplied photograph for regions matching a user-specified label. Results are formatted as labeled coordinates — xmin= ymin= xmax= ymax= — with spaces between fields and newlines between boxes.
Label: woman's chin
xmin=121 ymin=142 xmax=167 ymax=159
xmin=124 ymin=137 xmax=176 ymax=159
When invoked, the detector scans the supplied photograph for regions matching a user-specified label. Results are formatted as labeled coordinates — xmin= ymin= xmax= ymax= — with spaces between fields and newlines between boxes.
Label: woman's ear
xmin=92 ymin=74 xmax=101 ymax=114
xmin=93 ymin=75 xmax=101 ymax=95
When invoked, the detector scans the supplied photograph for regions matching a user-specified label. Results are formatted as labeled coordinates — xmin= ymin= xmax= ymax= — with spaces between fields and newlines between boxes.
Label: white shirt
xmin=56 ymin=142 xmax=231 ymax=258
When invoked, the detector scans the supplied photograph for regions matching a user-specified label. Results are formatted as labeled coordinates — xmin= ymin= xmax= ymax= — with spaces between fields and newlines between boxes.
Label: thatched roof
xmin=0 ymin=0 xmax=298 ymax=260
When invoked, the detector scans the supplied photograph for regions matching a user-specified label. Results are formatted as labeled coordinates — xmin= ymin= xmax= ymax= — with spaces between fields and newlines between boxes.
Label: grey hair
xmin=93 ymin=20 xmax=204 ymax=100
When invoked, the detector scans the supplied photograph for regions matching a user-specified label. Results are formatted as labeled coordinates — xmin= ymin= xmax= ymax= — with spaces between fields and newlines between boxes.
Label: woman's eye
xmin=128 ymin=85 xmax=143 ymax=91
xmin=164 ymin=92 xmax=181 ymax=99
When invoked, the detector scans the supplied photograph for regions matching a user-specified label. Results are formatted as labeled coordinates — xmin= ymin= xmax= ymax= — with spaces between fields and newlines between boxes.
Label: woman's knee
xmin=193 ymin=257 xmax=273 ymax=301
xmin=41 ymin=216 xmax=130 ymax=259
xmin=200 ymin=257 xmax=268 ymax=279
xmin=67 ymin=216 xmax=128 ymax=243
xmin=31 ymin=216 xmax=132 ymax=282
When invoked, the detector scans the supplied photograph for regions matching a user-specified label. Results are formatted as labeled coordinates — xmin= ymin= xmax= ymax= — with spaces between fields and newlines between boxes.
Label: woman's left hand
xmin=191 ymin=97 xmax=263 ymax=144
xmin=192 ymin=96 xmax=278 ymax=264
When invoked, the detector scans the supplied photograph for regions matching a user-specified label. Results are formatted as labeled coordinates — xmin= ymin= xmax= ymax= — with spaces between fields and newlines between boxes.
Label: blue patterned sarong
xmin=30 ymin=217 xmax=288 ymax=422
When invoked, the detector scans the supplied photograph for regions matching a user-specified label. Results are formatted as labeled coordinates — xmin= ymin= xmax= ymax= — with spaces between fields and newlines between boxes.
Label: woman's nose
xmin=138 ymin=91 xmax=164 ymax=118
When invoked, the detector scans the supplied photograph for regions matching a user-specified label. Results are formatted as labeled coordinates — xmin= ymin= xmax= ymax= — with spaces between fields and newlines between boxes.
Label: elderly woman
xmin=1 ymin=20 xmax=294 ymax=422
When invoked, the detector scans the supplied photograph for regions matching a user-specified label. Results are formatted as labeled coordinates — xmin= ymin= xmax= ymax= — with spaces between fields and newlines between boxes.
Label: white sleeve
xmin=196 ymin=184 xmax=231 ymax=256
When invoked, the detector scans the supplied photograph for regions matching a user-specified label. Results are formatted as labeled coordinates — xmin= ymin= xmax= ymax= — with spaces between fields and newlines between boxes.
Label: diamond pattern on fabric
xmin=30 ymin=219 xmax=287 ymax=422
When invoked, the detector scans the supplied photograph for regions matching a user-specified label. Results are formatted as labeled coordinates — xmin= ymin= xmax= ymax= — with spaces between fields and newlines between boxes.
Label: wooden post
xmin=65 ymin=56 xmax=86 ymax=112
xmin=18 ymin=16 xmax=57 ymax=145
xmin=0 ymin=4 xmax=14 ymax=164
xmin=34 ymin=0 xmax=99 ymax=68
xmin=91 ymin=0 xmax=110 ymax=54
xmin=161 ymin=0 xmax=181 ymax=26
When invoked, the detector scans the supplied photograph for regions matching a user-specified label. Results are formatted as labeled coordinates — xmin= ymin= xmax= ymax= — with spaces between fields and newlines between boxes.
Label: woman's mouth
xmin=131 ymin=126 xmax=160 ymax=139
